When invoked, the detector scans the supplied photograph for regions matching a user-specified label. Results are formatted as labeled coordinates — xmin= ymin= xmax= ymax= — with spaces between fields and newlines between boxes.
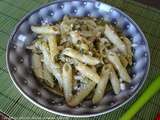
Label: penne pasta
xmin=68 ymin=78 xmax=96 ymax=107
xmin=47 ymin=35 xmax=59 ymax=62
xmin=92 ymin=65 xmax=110 ymax=104
xmin=104 ymin=24 xmax=127 ymax=55
xmin=70 ymin=31 xmax=89 ymax=51
xmin=107 ymin=51 xmax=131 ymax=83
xmin=32 ymin=53 xmax=43 ymax=81
xmin=121 ymin=36 xmax=133 ymax=65
xmin=43 ymin=63 xmax=55 ymax=88
xmin=31 ymin=25 xmax=60 ymax=34
xmin=75 ymin=62 xmax=101 ymax=83
xmin=110 ymin=65 xmax=120 ymax=95
xmin=62 ymin=63 xmax=73 ymax=103
xmin=35 ymin=40 xmax=63 ymax=88
xmin=62 ymin=48 xmax=100 ymax=65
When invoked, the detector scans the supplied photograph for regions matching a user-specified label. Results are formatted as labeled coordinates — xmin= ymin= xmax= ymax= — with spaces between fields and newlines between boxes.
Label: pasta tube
xmin=104 ymin=24 xmax=127 ymax=55
xmin=47 ymin=35 xmax=59 ymax=62
xmin=121 ymin=36 xmax=133 ymax=65
xmin=43 ymin=64 xmax=55 ymax=88
xmin=92 ymin=65 xmax=110 ymax=104
xmin=62 ymin=48 xmax=100 ymax=65
xmin=62 ymin=63 xmax=73 ymax=103
xmin=31 ymin=25 xmax=60 ymax=34
xmin=35 ymin=40 xmax=63 ymax=88
xmin=70 ymin=31 xmax=89 ymax=51
xmin=32 ymin=53 xmax=43 ymax=80
xmin=107 ymin=51 xmax=131 ymax=83
xmin=68 ymin=78 xmax=96 ymax=107
xmin=75 ymin=62 xmax=101 ymax=83
xmin=110 ymin=65 xmax=120 ymax=94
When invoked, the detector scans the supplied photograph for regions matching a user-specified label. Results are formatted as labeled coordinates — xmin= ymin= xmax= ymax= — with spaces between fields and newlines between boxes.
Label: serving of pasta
xmin=27 ymin=16 xmax=133 ymax=106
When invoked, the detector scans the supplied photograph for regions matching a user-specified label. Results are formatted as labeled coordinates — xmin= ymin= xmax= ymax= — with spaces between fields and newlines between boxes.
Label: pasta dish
xmin=27 ymin=16 xmax=133 ymax=106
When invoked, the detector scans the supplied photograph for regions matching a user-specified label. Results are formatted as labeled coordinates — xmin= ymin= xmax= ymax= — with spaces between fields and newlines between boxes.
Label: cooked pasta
xmin=62 ymin=63 xmax=73 ymax=103
xmin=28 ymin=16 xmax=133 ymax=106
xmin=75 ymin=62 xmax=101 ymax=83
xmin=31 ymin=25 xmax=60 ymax=34
xmin=107 ymin=51 xmax=131 ymax=83
xmin=43 ymin=63 xmax=55 ymax=88
xmin=35 ymin=40 xmax=63 ymax=88
xmin=110 ymin=64 xmax=120 ymax=94
xmin=32 ymin=53 xmax=43 ymax=80
xmin=62 ymin=48 xmax=100 ymax=65
xmin=92 ymin=65 xmax=110 ymax=104
xmin=68 ymin=78 xmax=96 ymax=107
xmin=47 ymin=35 xmax=59 ymax=62
xmin=104 ymin=24 xmax=127 ymax=55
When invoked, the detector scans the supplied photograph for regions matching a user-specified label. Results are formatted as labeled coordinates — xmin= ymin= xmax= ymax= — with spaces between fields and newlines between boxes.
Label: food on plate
xmin=27 ymin=16 xmax=133 ymax=106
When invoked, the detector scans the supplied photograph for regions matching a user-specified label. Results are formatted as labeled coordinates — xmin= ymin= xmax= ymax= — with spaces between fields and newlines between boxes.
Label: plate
xmin=6 ymin=0 xmax=150 ymax=117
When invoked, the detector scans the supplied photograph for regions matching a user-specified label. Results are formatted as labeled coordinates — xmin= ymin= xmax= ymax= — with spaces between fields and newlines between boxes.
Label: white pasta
xmin=110 ymin=65 xmax=120 ymax=94
xmin=68 ymin=78 xmax=96 ymax=107
xmin=92 ymin=65 xmax=110 ymax=104
xmin=32 ymin=53 xmax=43 ymax=80
xmin=70 ymin=31 xmax=89 ymax=51
xmin=43 ymin=64 xmax=55 ymax=88
xmin=62 ymin=63 xmax=73 ymax=103
xmin=107 ymin=51 xmax=131 ymax=83
xmin=31 ymin=25 xmax=60 ymax=34
xmin=47 ymin=35 xmax=59 ymax=62
xmin=75 ymin=62 xmax=101 ymax=83
xmin=62 ymin=48 xmax=100 ymax=65
xmin=121 ymin=36 xmax=133 ymax=65
xmin=104 ymin=24 xmax=127 ymax=55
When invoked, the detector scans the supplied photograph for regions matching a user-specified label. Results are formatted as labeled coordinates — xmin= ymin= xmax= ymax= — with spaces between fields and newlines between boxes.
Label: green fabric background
xmin=0 ymin=0 xmax=160 ymax=119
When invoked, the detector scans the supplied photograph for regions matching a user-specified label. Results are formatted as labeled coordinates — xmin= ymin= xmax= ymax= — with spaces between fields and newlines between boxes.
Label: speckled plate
xmin=6 ymin=0 xmax=150 ymax=117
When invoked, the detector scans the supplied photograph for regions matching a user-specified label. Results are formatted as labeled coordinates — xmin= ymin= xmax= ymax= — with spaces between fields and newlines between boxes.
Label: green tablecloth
xmin=0 ymin=0 xmax=160 ymax=119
